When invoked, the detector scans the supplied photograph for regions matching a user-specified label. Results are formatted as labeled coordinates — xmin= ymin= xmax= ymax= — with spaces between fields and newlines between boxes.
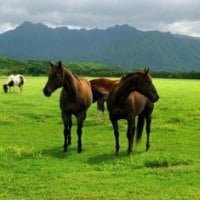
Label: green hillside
xmin=0 ymin=57 xmax=128 ymax=77
xmin=1 ymin=22 xmax=200 ymax=71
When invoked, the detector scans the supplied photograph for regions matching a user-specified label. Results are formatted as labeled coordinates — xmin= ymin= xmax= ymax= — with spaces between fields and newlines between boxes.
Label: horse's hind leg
xmin=110 ymin=117 xmax=120 ymax=156
xmin=146 ymin=114 xmax=152 ymax=151
xmin=96 ymin=99 xmax=105 ymax=123
xmin=76 ymin=112 xmax=86 ymax=153
xmin=62 ymin=113 xmax=71 ymax=153
xmin=19 ymin=85 xmax=23 ymax=92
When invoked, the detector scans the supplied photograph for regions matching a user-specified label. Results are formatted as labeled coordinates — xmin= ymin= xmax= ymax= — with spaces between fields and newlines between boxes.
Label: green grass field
xmin=0 ymin=76 xmax=199 ymax=200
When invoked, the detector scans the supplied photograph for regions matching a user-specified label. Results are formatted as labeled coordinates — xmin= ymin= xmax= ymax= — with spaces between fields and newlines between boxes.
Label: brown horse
xmin=107 ymin=68 xmax=159 ymax=155
xmin=89 ymin=78 xmax=117 ymax=122
xmin=43 ymin=61 xmax=93 ymax=153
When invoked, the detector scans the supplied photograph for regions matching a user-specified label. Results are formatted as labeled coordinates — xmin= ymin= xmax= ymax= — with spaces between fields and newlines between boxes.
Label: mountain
xmin=0 ymin=21 xmax=200 ymax=71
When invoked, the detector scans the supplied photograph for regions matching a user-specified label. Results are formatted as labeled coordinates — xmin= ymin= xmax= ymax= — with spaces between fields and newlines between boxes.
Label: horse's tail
xmin=136 ymin=113 xmax=145 ymax=144
xmin=19 ymin=75 xmax=25 ymax=85
xmin=90 ymin=84 xmax=108 ymax=103
xmin=90 ymin=84 xmax=103 ymax=102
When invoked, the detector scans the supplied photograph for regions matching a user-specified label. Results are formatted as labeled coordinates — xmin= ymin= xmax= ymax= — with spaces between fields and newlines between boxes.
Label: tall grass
xmin=0 ymin=76 xmax=199 ymax=199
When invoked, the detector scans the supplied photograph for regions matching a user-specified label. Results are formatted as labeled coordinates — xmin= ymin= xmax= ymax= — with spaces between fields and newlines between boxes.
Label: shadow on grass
xmin=87 ymin=150 xmax=144 ymax=165
xmin=41 ymin=146 xmax=78 ymax=159
xmin=144 ymin=159 xmax=190 ymax=168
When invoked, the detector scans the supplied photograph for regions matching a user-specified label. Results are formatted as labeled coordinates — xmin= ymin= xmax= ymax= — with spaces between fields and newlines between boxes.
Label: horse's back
xmin=5 ymin=75 xmax=14 ymax=84
xmin=7 ymin=74 xmax=24 ymax=85
xmin=90 ymin=78 xmax=117 ymax=90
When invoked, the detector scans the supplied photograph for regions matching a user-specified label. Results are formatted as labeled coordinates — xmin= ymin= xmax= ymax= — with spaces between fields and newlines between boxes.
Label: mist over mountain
xmin=0 ymin=21 xmax=200 ymax=71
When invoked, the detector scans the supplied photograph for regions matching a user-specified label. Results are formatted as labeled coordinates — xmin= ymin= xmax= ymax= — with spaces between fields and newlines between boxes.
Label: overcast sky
xmin=0 ymin=0 xmax=200 ymax=37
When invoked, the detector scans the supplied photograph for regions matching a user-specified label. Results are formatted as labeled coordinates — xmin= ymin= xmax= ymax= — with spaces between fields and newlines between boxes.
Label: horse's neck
xmin=114 ymin=77 xmax=138 ymax=104
xmin=63 ymin=68 xmax=77 ymax=96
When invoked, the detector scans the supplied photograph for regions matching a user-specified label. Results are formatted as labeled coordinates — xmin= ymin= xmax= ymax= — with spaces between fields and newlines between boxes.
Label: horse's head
xmin=43 ymin=61 xmax=65 ymax=97
xmin=135 ymin=68 xmax=159 ymax=102
xmin=121 ymin=68 xmax=159 ymax=103
xmin=3 ymin=84 xmax=8 ymax=93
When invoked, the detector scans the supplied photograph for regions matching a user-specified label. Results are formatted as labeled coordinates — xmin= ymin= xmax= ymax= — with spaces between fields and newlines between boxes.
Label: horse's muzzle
xmin=152 ymin=94 xmax=159 ymax=102
xmin=43 ymin=88 xmax=51 ymax=97
xmin=3 ymin=84 xmax=8 ymax=93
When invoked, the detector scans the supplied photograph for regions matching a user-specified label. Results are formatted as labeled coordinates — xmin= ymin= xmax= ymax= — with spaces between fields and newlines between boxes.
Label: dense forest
xmin=0 ymin=57 xmax=199 ymax=79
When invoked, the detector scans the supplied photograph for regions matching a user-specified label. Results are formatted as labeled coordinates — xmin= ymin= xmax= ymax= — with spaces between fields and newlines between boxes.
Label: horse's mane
xmin=121 ymin=69 xmax=152 ymax=83
xmin=72 ymin=72 xmax=81 ymax=82
xmin=62 ymin=65 xmax=81 ymax=82
xmin=121 ymin=72 xmax=142 ymax=81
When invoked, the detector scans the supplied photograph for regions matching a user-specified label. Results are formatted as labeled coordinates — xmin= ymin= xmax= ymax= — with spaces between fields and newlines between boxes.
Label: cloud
xmin=0 ymin=0 xmax=200 ymax=36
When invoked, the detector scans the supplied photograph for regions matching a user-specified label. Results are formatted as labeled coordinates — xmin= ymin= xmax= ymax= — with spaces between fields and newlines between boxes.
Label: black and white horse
xmin=3 ymin=74 xmax=25 ymax=93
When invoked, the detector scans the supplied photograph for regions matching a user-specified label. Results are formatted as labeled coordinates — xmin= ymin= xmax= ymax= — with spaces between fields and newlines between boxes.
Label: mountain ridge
xmin=0 ymin=21 xmax=200 ymax=71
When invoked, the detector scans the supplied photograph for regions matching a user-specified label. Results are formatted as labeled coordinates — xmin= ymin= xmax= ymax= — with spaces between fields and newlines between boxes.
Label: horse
xmin=3 ymin=74 xmax=25 ymax=93
xmin=43 ymin=61 xmax=93 ymax=153
xmin=89 ymin=78 xmax=117 ymax=122
xmin=107 ymin=68 xmax=159 ymax=156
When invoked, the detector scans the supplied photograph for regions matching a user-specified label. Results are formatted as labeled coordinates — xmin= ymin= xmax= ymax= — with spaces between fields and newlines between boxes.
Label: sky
xmin=0 ymin=0 xmax=200 ymax=37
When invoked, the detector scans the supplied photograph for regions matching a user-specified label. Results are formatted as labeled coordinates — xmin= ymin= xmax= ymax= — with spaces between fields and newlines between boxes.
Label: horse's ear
xmin=58 ymin=61 xmax=62 ymax=68
xmin=49 ymin=61 xmax=53 ymax=67
xmin=144 ymin=67 xmax=149 ymax=75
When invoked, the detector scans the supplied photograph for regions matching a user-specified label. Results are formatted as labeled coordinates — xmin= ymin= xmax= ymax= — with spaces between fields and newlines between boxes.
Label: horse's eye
xmin=53 ymin=74 xmax=58 ymax=80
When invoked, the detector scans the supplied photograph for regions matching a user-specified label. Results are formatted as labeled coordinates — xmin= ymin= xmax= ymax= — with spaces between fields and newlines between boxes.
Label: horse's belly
xmin=60 ymin=98 xmax=91 ymax=114
xmin=109 ymin=105 xmax=129 ymax=119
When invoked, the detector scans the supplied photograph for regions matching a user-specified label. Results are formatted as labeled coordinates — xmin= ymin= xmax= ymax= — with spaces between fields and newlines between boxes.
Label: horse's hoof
xmin=77 ymin=149 xmax=82 ymax=153
xmin=115 ymin=151 xmax=119 ymax=156
xmin=127 ymin=150 xmax=133 ymax=156
xmin=63 ymin=148 xmax=68 ymax=153
xmin=146 ymin=145 xmax=150 ymax=152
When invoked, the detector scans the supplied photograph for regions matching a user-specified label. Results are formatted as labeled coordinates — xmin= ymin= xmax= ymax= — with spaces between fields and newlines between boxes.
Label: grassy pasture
xmin=0 ymin=76 xmax=199 ymax=200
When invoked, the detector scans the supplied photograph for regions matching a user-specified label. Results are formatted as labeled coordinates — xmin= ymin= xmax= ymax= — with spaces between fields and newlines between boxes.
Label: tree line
xmin=0 ymin=57 xmax=199 ymax=79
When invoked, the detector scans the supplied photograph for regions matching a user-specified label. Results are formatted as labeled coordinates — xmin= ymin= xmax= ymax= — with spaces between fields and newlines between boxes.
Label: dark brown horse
xmin=89 ymin=78 xmax=117 ymax=122
xmin=107 ymin=69 xmax=159 ymax=155
xmin=43 ymin=61 xmax=93 ymax=153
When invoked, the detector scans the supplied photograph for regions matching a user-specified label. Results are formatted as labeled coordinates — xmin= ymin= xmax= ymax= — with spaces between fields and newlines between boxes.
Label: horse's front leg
xmin=127 ymin=118 xmax=135 ymax=155
xmin=68 ymin=118 xmax=72 ymax=145
xmin=62 ymin=112 xmax=71 ymax=153
xmin=76 ymin=112 xmax=86 ymax=153
xmin=110 ymin=117 xmax=120 ymax=156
